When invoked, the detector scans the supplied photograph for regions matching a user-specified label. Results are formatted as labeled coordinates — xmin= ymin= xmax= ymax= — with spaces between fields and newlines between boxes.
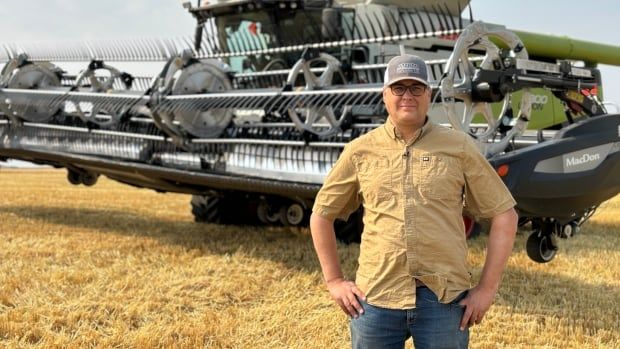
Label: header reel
xmin=72 ymin=60 xmax=135 ymax=127
xmin=441 ymin=21 xmax=533 ymax=157
xmin=0 ymin=54 xmax=62 ymax=123
xmin=440 ymin=21 xmax=602 ymax=157
xmin=0 ymin=54 xmax=142 ymax=129
xmin=151 ymin=52 xmax=234 ymax=140
xmin=285 ymin=49 xmax=350 ymax=138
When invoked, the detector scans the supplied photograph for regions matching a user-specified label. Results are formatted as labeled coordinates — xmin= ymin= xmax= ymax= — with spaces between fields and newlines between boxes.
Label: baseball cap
xmin=383 ymin=54 xmax=429 ymax=87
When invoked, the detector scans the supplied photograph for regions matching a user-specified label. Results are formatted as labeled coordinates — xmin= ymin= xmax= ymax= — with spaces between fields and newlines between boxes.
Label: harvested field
xmin=0 ymin=169 xmax=618 ymax=348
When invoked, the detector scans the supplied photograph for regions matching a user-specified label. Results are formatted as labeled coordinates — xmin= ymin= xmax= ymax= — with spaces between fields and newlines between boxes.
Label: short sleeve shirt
xmin=313 ymin=119 xmax=516 ymax=309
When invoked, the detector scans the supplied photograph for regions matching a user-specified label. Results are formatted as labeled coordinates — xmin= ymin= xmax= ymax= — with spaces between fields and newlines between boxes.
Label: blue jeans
xmin=350 ymin=287 xmax=469 ymax=349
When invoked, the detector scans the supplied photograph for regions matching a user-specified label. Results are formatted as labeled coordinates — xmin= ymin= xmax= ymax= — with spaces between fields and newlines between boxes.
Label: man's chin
xmin=398 ymin=111 xmax=421 ymax=119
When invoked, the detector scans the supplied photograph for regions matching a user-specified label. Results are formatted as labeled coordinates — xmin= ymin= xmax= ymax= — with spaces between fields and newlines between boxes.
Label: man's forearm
xmin=478 ymin=208 xmax=518 ymax=292
xmin=310 ymin=213 xmax=367 ymax=318
xmin=310 ymin=213 xmax=344 ymax=283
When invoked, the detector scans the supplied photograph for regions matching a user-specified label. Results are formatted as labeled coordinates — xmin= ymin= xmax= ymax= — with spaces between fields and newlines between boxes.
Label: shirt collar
xmin=383 ymin=116 xmax=432 ymax=143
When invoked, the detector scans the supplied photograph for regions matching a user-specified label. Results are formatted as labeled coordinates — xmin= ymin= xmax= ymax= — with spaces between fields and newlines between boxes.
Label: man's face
xmin=383 ymin=80 xmax=431 ymax=128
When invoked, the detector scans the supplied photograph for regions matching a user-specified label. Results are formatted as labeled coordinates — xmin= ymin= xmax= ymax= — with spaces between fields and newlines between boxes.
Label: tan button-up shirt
xmin=313 ymin=118 xmax=516 ymax=309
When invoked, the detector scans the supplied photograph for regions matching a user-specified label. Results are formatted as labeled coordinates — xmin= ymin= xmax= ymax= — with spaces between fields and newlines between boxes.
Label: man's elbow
xmin=310 ymin=211 xmax=324 ymax=227
xmin=310 ymin=212 xmax=334 ymax=234
xmin=494 ymin=207 xmax=519 ymax=236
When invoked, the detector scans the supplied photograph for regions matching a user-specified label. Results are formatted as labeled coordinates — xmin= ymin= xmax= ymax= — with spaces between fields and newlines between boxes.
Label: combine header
xmin=1 ymin=0 xmax=619 ymax=263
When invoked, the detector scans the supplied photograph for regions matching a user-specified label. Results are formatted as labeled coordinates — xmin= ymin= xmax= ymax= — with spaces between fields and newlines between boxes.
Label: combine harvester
xmin=0 ymin=0 xmax=618 ymax=263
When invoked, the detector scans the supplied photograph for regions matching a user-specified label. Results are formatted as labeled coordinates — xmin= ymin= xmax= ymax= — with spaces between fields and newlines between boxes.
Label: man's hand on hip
xmin=458 ymin=285 xmax=495 ymax=330
xmin=326 ymin=278 xmax=366 ymax=318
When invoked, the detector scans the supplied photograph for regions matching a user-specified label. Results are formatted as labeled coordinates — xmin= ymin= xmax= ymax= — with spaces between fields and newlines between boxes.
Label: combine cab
xmin=0 ymin=0 xmax=619 ymax=263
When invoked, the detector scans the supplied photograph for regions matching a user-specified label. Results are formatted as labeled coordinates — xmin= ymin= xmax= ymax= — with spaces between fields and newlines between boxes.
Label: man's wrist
xmin=477 ymin=279 xmax=500 ymax=294
xmin=324 ymin=276 xmax=344 ymax=285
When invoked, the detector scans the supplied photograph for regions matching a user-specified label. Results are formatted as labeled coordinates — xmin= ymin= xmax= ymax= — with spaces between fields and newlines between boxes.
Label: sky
xmin=0 ymin=0 xmax=619 ymax=107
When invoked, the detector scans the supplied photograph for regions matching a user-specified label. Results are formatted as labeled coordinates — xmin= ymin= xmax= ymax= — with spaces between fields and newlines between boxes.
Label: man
xmin=310 ymin=54 xmax=518 ymax=349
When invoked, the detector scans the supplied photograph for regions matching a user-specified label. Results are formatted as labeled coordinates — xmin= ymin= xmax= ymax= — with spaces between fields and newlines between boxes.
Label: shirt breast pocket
xmin=419 ymin=154 xmax=462 ymax=201
xmin=357 ymin=156 xmax=393 ymax=205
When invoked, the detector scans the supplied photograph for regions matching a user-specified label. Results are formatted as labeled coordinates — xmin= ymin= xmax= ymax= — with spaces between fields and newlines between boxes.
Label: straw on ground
xmin=0 ymin=169 xmax=618 ymax=348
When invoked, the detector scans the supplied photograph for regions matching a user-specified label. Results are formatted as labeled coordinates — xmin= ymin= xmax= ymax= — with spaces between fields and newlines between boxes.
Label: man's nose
xmin=402 ymin=88 xmax=416 ymax=97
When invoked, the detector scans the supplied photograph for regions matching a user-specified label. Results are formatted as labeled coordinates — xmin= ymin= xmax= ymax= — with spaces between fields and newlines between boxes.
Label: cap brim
xmin=384 ymin=76 xmax=429 ymax=87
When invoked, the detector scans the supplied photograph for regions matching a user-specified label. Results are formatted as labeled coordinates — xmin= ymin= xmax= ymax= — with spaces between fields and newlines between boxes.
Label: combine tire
xmin=191 ymin=195 xmax=225 ymax=223
xmin=191 ymin=193 xmax=261 ymax=225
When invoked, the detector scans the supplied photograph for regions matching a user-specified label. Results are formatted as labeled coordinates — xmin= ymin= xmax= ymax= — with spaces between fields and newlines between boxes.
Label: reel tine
xmin=369 ymin=10 xmax=384 ymax=39
xmin=355 ymin=11 xmax=370 ymax=40
xmin=135 ymin=38 xmax=148 ymax=61
xmin=411 ymin=8 xmax=425 ymax=34
xmin=203 ymin=20 xmax=218 ymax=54
xmin=367 ymin=10 xmax=381 ymax=39
xmin=435 ymin=4 xmax=449 ymax=32
xmin=444 ymin=3 xmax=457 ymax=31
xmin=399 ymin=8 xmax=414 ymax=36
xmin=422 ymin=6 xmax=436 ymax=33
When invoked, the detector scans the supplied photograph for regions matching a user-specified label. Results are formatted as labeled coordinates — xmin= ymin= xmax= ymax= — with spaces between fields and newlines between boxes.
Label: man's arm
xmin=310 ymin=213 xmax=366 ymax=318
xmin=459 ymin=207 xmax=518 ymax=330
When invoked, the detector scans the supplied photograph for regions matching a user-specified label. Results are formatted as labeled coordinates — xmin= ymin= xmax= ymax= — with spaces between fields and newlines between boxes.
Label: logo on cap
xmin=396 ymin=63 xmax=420 ymax=75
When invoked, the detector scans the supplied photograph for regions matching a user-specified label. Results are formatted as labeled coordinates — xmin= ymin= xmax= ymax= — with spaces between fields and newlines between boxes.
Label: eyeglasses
xmin=390 ymin=84 xmax=427 ymax=97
